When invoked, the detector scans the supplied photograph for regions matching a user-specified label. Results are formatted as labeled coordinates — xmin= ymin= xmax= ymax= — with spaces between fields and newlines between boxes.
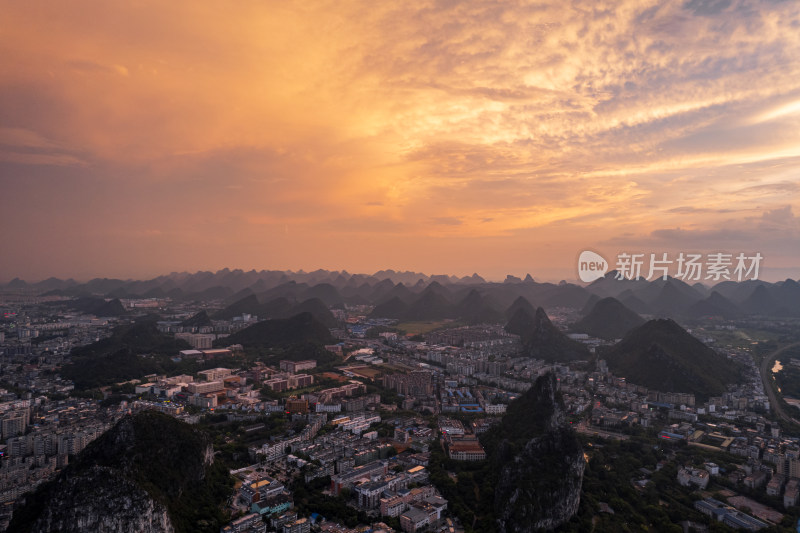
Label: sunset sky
xmin=2 ymin=0 xmax=799 ymax=283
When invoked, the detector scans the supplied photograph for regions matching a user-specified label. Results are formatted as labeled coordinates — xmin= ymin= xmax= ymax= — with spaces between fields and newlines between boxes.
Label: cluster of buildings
xmin=565 ymin=351 xmax=770 ymax=434
xmin=177 ymin=348 xmax=235 ymax=361
xmin=569 ymin=348 xmax=800 ymax=515
xmin=0 ymin=298 xmax=116 ymax=363
xmin=425 ymin=325 xmax=519 ymax=352
xmin=437 ymin=418 xmax=486 ymax=462
xmin=5 ymin=289 xmax=800 ymax=532
xmin=327 ymin=457 xmax=447 ymax=533
xmin=694 ymin=498 xmax=768 ymax=530
xmin=261 ymin=361 xmax=316 ymax=393
xmin=225 ymin=409 xmax=449 ymax=533
xmin=383 ymin=371 xmax=433 ymax=398
xmin=0 ymin=395 xmax=127 ymax=530
xmin=237 ymin=471 xmax=294 ymax=518
xmin=133 ymin=362 xmax=370 ymax=415
xmin=134 ymin=367 xmax=261 ymax=410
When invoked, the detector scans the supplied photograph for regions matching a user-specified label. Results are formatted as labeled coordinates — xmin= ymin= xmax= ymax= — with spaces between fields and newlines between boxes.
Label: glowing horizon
xmin=1 ymin=1 xmax=799 ymax=283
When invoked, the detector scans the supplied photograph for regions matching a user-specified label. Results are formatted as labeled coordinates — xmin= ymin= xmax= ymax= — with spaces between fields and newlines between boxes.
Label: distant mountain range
xmin=4 ymin=268 xmax=799 ymax=319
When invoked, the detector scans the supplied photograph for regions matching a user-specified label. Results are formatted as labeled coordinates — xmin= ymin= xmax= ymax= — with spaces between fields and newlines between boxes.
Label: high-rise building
xmin=1 ymin=410 xmax=28 ymax=439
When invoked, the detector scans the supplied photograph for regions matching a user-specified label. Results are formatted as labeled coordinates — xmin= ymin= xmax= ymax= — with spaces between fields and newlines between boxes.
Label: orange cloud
xmin=1 ymin=0 xmax=800 ymax=281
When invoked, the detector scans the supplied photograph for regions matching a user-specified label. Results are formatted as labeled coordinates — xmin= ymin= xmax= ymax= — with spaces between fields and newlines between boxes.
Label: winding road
xmin=759 ymin=342 xmax=800 ymax=426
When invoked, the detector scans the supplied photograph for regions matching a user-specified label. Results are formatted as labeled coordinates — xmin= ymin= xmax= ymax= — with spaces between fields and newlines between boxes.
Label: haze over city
xmin=2 ymin=1 xmax=800 ymax=282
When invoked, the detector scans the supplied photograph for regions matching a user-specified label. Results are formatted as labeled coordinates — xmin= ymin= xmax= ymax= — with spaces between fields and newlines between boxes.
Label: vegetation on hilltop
xmin=430 ymin=374 xmax=584 ymax=532
xmin=60 ymin=296 xmax=127 ymax=317
xmin=572 ymin=297 xmax=645 ymax=340
xmin=10 ymin=411 xmax=233 ymax=533
xmin=180 ymin=310 xmax=213 ymax=328
xmin=213 ymin=312 xmax=337 ymax=366
xmin=214 ymin=312 xmax=333 ymax=349
xmin=601 ymin=319 xmax=742 ymax=400
xmin=61 ymin=320 xmax=192 ymax=389
xmin=505 ymin=307 xmax=590 ymax=362
xmin=213 ymin=295 xmax=338 ymax=327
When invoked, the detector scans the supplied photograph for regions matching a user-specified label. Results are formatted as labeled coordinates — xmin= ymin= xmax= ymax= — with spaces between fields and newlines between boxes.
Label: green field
xmin=396 ymin=320 xmax=462 ymax=336
xmin=701 ymin=328 xmax=780 ymax=351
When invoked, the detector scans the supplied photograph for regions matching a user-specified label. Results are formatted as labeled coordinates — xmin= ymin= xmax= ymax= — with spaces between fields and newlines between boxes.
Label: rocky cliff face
xmin=493 ymin=373 xmax=585 ymax=532
xmin=505 ymin=307 xmax=590 ymax=362
xmin=10 ymin=411 xmax=231 ymax=533
xmin=29 ymin=465 xmax=174 ymax=533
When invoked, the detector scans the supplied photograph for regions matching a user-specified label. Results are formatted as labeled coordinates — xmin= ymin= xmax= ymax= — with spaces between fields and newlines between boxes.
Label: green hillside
xmin=505 ymin=307 xmax=590 ymax=362
xmin=9 ymin=411 xmax=233 ymax=533
xmin=180 ymin=310 xmax=213 ymax=328
xmin=214 ymin=312 xmax=336 ymax=365
xmin=62 ymin=320 xmax=192 ymax=389
xmin=573 ymin=297 xmax=645 ymax=340
xmin=602 ymin=319 xmax=741 ymax=400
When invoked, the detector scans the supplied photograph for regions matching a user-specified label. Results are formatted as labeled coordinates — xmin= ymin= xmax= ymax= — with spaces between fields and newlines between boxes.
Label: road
xmin=575 ymin=421 xmax=629 ymax=440
xmin=758 ymin=342 xmax=800 ymax=426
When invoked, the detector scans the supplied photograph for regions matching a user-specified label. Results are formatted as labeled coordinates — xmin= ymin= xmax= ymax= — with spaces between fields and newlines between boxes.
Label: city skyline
xmin=2 ymin=1 xmax=800 ymax=282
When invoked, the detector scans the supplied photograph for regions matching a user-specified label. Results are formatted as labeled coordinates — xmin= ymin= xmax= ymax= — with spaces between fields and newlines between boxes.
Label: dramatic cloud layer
xmin=2 ymin=0 xmax=799 ymax=281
